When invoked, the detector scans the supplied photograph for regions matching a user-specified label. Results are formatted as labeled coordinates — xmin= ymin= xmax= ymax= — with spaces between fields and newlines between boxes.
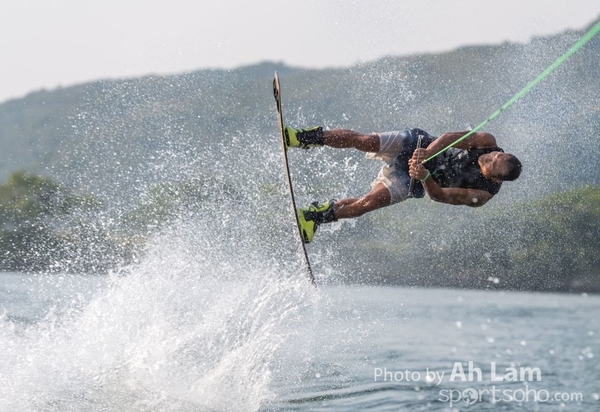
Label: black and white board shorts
xmin=367 ymin=128 xmax=435 ymax=204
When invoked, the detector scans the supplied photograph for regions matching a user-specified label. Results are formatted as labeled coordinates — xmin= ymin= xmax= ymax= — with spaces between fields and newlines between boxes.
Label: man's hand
xmin=409 ymin=149 xmax=430 ymax=180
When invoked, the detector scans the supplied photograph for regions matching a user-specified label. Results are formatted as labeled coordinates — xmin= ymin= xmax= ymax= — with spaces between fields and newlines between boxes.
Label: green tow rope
xmin=423 ymin=20 xmax=600 ymax=163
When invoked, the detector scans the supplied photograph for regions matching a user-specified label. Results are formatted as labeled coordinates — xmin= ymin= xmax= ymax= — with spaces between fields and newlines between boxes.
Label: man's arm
xmin=421 ymin=177 xmax=493 ymax=207
xmin=423 ymin=131 xmax=497 ymax=158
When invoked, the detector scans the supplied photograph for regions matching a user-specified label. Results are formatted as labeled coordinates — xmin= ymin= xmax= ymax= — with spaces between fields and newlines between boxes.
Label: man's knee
xmin=358 ymin=133 xmax=380 ymax=152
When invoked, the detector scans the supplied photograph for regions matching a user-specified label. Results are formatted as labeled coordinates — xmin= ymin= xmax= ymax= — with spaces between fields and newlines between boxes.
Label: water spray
xmin=423 ymin=20 xmax=600 ymax=163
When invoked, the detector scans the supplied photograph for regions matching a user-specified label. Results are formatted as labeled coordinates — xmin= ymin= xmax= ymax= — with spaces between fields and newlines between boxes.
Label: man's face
xmin=481 ymin=152 xmax=511 ymax=179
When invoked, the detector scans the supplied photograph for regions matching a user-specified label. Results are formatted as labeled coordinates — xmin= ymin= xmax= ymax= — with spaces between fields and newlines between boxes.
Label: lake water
xmin=1 ymin=270 xmax=598 ymax=411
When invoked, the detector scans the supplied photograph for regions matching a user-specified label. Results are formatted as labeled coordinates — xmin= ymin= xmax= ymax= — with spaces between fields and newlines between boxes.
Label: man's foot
xmin=297 ymin=200 xmax=337 ymax=243
xmin=284 ymin=126 xmax=324 ymax=149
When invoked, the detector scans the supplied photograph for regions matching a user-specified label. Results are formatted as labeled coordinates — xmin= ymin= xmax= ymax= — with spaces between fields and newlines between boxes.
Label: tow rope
xmin=423 ymin=20 xmax=600 ymax=163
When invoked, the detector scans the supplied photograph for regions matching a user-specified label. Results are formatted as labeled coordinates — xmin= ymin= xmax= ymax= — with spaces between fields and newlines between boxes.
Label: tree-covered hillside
xmin=1 ymin=22 xmax=598 ymax=203
xmin=333 ymin=185 xmax=600 ymax=293
xmin=1 ymin=20 xmax=599 ymax=291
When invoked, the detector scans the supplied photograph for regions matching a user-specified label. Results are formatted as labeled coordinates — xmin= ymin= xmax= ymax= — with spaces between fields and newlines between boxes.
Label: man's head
xmin=480 ymin=152 xmax=522 ymax=181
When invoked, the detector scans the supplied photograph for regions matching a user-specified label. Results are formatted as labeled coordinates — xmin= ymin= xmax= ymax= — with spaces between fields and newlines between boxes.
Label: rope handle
xmin=407 ymin=134 xmax=424 ymax=198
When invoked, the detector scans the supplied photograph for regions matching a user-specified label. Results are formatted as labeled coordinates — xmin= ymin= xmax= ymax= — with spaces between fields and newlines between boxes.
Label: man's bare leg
xmin=323 ymin=129 xmax=380 ymax=152
xmin=334 ymin=183 xmax=392 ymax=219
xmin=320 ymin=131 xmax=390 ymax=219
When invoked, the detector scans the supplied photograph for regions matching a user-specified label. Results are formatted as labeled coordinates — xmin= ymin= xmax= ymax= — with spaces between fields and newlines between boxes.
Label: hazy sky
xmin=1 ymin=0 xmax=599 ymax=103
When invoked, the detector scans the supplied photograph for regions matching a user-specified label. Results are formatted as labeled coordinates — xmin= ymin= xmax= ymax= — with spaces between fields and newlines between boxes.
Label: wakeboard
xmin=272 ymin=72 xmax=316 ymax=287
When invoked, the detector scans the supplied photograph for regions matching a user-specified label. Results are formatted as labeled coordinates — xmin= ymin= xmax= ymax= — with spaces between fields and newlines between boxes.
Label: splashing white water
xmin=0 ymin=207 xmax=319 ymax=411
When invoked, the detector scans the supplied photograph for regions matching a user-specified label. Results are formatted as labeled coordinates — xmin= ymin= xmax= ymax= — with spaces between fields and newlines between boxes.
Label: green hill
xmin=338 ymin=185 xmax=600 ymax=293
xmin=1 ymin=21 xmax=599 ymax=291
xmin=1 ymin=23 xmax=599 ymax=202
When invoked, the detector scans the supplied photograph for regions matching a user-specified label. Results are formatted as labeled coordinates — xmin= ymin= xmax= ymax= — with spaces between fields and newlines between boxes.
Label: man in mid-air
xmin=284 ymin=126 xmax=522 ymax=243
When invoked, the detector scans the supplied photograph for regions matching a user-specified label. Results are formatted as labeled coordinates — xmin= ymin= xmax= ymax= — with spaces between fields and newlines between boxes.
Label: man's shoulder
xmin=477 ymin=132 xmax=498 ymax=148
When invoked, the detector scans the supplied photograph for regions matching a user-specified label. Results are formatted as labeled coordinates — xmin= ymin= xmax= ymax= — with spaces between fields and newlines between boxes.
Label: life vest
xmin=424 ymin=147 xmax=503 ymax=195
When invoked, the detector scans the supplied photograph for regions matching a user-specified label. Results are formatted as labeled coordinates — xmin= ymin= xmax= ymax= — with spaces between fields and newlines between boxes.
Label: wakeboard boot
xmin=284 ymin=126 xmax=324 ymax=149
xmin=296 ymin=199 xmax=337 ymax=243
